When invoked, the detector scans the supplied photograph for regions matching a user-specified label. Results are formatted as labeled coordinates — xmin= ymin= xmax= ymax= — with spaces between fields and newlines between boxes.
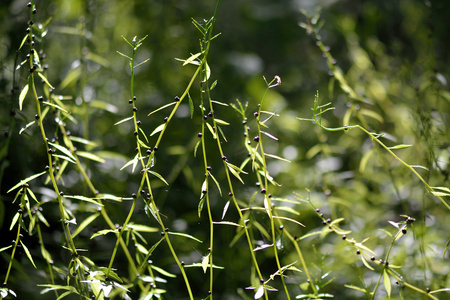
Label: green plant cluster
xmin=0 ymin=1 xmax=449 ymax=299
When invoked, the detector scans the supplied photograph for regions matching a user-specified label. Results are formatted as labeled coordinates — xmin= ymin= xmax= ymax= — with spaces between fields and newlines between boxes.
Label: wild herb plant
xmin=1 ymin=1 xmax=449 ymax=300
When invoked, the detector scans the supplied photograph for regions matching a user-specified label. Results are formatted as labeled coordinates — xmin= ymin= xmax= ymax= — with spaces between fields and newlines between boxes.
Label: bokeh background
xmin=1 ymin=0 xmax=449 ymax=299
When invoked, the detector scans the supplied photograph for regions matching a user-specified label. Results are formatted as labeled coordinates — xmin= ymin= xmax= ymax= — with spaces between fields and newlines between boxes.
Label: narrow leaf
xmin=64 ymin=195 xmax=103 ymax=206
xmin=151 ymin=265 xmax=176 ymax=278
xmin=383 ymin=269 xmax=391 ymax=297
xmin=387 ymin=144 xmax=412 ymax=150
xmin=209 ymin=172 xmax=222 ymax=196
xmin=150 ymin=124 xmax=165 ymax=136
xmin=264 ymin=153 xmax=290 ymax=163
xmin=148 ymin=170 xmax=169 ymax=185
xmin=147 ymin=102 xmax=176 ymax=116
xmin=188 ymin=93 xmax=194 ymax=118
xmin=76 ymin=151 xmax=105 ymax=163
xmin=167 ymin=232 xmax=202 ymax=243
xmin=19 ymin=84 xmax=29 ymax=111
xmin=48 ymin=142 xmax=75 ymax=161
xmin=222 ymin=201 xmax=230 ymax=220
xmin=126 ymin=224 xmax=158 ymax=233
xmin=72 ymin=213 xmax=100 ymax=238
xmin=114 ymin=116 xmax=134 ymax=126
xmin=19 ymin=120 xmax=36 ymax=135
xmin=91 ymin=229 xmax=118 ymax=239
xmin=7 ymin=171 xmax=47 ymax=193
xmin=261 ymin=131 xmax=278 ymax=141
xmin=360 ymin=255 xmax=374 ymax=271
xmin=182 ymin=52 xmax=202 ymax=66
xmin=20 ymin=240 xmax=37 ymax=268
xmin=202 ymin=254 xmax=210 ymax=273
xmin=213 ymin=220 xmax=243 ymax=227
xmin=214 ymin=118 xmax=229 ymax=126
xmin=37 ymin=72 xmax=55 ymax=89
xmin=117 ymin=51 xmax=132 ymax=61
xmin=206 ymin=122 xmax=216 ymax=139
xmin=211 ymin=100 xmax=229 ymax=106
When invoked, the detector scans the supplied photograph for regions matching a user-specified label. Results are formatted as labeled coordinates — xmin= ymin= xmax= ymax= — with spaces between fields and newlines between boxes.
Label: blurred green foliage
xmin=0 ymin=0 xmax=449 ymax=299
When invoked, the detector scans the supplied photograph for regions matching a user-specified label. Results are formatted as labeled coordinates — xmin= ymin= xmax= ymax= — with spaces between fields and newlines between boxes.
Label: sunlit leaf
xmin=72 ymin=213 xmax=100 ymax=238
xmin=20 ymin=240 xmax=36 ymax=268
xmin=150 ymin=124 xmax=165 ymax=136
xmin=167 ymin=232 xmax=202 ymax=243
xmin=7 ymin=171 xmax=47 ymax=193
xmin=114 ymin=116 xmax=134 ymax=126
xmin=76 ymin=151 xmax=106 ymax=163
xmin=148 ymin=170 xmax=169 ymax=185
xmin=383 ymin=269 xmax=391 ymax=297
xmin=202 ymin=253 xmax=210 ymax=273
xmin=19 ymin=84 xmax=29 ymax=111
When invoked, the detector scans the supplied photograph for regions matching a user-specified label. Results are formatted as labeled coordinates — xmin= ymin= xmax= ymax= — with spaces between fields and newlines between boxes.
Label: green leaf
xmin=168 ymin=232 xmax=203 ymax=243
xmin=212 ymin=221 xmax=243 ymax=227
xmin=18 ymin=34 xmax=28 ymax=51
xmin=0 ymin=245 xmax=13 ymax=253
xmin=120 ymin=153 xmax=138 ymax=171
xmin=151 ymin=265 xmax=176 ymax=278
xmin=383 ymin=269 xmax=391 ymax=297
xmin=272 ymin=216 xmax=305 ymax=227
xmin=359 ymin=149 xmax=373 ymax=173
xmin=299 ymin=231 xmax=323 ymax=240
xmin=182 ymin=52 xmax=202 ymax=66
xmin=7 ymin=171 xmax=47 ymax=193
xmin=194 ymin=140 xmax=201 ymax=157
xmin=206 ymin=122 xmax=216 ymax=139
xmin=91 ymin=229 xmax=118 ymax=239
xmin=9 ymin=212 xmax=20 ymax=230
xmin=136 ymin=243 xmax=149 ymax=255
xmin=126 ymin=224 xmax=158 ymax=233
xmin=202 ymin=253 xmax=210 ymax=273
xmin=344 ymin=285 xmax=367 ymax=293
xmin=150 ymin=124 xmax=165 ymax=136
xmin=114 ymin=116 xmax=134 ymax=126
xmin=20 ymin=240 xmax=37 ymax=268
xmin=76 ymin=151 xmax=105 ymax=163
xmin=211 ymin=100 xmax=229 ymax=106
xmin=64 ymin=195 xmax=103 ymax=206
xmin=19 ymin=120 xmax=36 ymax=135
xmin=72 ymin=213 xmax=100 ymax=238
xmin=214 ymin=118 xmax=230 ymax=126
xmin=198 ymin=196 xmax=205 ymax=218
xmin=261 ymin=131 xmax=278 ymax=141
xmin=147 ymin=102 xmax=176 ymax=116
xmin=209 ymin=172 xmax=222 ymax=196
xmin=42 ymin=101 xmax=69 ymax=113
xmin=148 ymin=170 xmax=169 ymax=185
xmin=226 ymin=162 xmax=248 ymax=184
xmin=37 ymin=72 xmax=55 ymax=89
xmin=431 ymin=191 xmax=450 ymax=197
xmin=98 ymin=267 xmax=123 ymax=283
xmin=264 ymin=153 xmax=290 ymax=163
xmin=387 ymin=144 xmax=413 ymax=150
xmin=117 ymin=51 xmax=132 ymax=61
xmin=210 ymin=80 xmax=218 ymax=90
xmin=360 ymin=255 xmax=374 ymax=271
xmin=52 ymin=154 xmax=76 ymax=164
xmin=41 ymin=246 xmax=53 ymax=263
xmin=96 ymin=194 xmax=123 ymax=202
xmin=48 ymin=142 xmax=75 ymax=161
xmin=19 ymin=84 xmax=29 ymax=111
xmin=188 ymin=93 xmax=194 ymax=118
